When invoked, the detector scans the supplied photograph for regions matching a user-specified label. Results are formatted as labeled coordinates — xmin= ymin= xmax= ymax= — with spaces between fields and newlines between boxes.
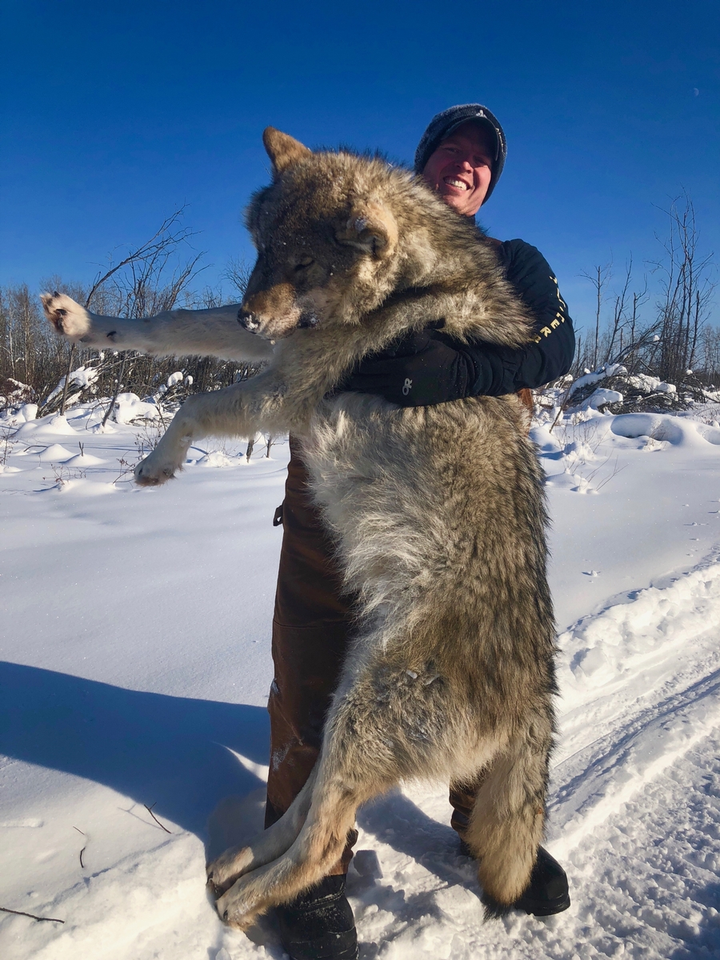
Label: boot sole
xmin=514 ymin=891 xmax=571 ymax=917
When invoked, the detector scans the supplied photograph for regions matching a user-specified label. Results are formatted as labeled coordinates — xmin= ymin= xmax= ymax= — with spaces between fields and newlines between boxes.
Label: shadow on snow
xmin=0 ymin=661 xmax=269 ymax=837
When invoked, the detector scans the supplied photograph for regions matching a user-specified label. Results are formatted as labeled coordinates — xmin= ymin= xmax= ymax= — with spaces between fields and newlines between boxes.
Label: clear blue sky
xmin=1 ymin=0 xmax=718 ymax=334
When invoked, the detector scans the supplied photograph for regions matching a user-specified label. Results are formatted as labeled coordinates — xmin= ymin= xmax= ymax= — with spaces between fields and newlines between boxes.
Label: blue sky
xmin=1 ymin=0 xmax=718 ymax=335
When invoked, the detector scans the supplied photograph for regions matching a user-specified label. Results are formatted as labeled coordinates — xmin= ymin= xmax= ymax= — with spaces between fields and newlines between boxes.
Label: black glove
xmin=339 ymin=328 xmax=481 ymax=407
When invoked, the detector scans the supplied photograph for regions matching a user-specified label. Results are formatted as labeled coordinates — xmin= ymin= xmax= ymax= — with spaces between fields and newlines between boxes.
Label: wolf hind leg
xmin=464 ymin=721 xmax=553 ymax=914
xmin=207 ymin=764 xmax=318 ymax=896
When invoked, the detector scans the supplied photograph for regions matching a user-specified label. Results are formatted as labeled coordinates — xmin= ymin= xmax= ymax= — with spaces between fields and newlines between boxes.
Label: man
xmin=267 ymin=105 xmax=574 ymax=960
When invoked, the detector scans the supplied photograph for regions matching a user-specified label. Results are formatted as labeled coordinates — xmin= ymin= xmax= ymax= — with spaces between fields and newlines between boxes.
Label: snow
xmin=1 ymin=398 xmax=720 ymax=959
xmin=567 ymin=364 xmax=629 ymax=396
xmin=12 ymin=414 xmax=79 ymax=438
xmin=42 ymin=367 xmax=100 ymax=407
xmin=576 ymin=387 xmax=624 ymax=410
xmin=113 ymin=393 xmax=165 ymax=424
xmin=567 ymin=367 xmax=678 ymax=401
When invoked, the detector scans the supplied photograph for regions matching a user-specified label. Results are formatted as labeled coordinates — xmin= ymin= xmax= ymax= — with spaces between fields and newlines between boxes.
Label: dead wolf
xmin=42 ymin=127 xmax=557 ymax=928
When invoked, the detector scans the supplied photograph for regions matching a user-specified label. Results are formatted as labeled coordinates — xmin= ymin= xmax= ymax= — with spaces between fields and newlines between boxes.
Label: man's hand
xmin=339 ymin=328 xmax=476 ymax=406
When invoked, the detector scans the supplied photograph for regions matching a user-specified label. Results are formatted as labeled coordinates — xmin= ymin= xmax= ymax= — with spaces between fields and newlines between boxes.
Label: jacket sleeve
xmin=461 ymin=240 xmax=575 ymax=396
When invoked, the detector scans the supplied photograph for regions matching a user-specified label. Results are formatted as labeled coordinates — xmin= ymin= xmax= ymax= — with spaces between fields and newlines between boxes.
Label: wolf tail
xmin=464 ymin=715 xmax=553 ymax=916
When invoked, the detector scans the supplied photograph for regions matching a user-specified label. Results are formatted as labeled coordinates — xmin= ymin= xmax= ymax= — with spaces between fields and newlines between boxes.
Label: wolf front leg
xmin=134 ymin=373 xmax=282 ymax=485
xmin=213 ymin=686 xmax=386 ymax=928
xmin=40 ymin=292 xmax=274 ymax=362
xmin=207 ymin=765 xmax=318 ymax=898
xmin=214 ymin=766 xmax=364 ymax=929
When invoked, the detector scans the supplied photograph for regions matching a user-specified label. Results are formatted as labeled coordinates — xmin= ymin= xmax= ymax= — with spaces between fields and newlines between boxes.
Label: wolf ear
xmin=263 ymin=127 xmax=312 ymax=174
xmin=336 ymin=202 xmax=398 ymax=259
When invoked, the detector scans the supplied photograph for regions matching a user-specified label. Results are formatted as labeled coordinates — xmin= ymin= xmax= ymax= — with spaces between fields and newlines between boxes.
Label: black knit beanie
xmin=414 ymin=104 xmax=507 ymax=204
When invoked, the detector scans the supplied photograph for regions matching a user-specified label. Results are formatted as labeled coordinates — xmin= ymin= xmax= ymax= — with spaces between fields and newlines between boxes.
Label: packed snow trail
xmin=1 ymin=401 xmax=720 ymax=958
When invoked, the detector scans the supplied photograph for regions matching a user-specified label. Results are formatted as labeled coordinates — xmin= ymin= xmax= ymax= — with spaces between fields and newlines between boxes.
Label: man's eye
xmin=294 ymin=258 xmax=314 ymax=272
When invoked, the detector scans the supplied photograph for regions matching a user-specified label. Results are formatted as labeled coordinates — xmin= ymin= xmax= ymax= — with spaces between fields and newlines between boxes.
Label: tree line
xmin=574 ymin=194 xmax=717 ymax=387
xmin=1 ymin=196 xmax=717 ymax=419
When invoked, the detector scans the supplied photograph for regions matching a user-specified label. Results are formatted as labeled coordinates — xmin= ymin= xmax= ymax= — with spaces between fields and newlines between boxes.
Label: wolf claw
xmin=215 ymin=881 xmax=262 ymax=930
xmin=206 ymin=845 xmax=256 ymax=897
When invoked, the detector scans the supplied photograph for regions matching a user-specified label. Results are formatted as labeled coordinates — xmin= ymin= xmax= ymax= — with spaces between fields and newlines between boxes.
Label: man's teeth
xmin=444 ymin=178 xmax=469 ymax=190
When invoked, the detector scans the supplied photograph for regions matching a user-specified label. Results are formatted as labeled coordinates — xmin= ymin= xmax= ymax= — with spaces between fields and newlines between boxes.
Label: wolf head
xmin=238 ymin=128 xmax=422 ymax=341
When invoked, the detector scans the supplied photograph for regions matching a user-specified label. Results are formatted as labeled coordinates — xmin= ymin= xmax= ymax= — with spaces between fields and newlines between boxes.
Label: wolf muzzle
xmin=237 ymin=306 xmax=261 ymax=332
xmin=237 ymin=305 xmax=319 ymax=334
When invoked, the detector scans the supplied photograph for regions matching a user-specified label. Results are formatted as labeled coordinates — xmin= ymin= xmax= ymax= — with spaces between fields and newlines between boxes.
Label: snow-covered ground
xmin=1 ymin=396 xmax=720 ymax=959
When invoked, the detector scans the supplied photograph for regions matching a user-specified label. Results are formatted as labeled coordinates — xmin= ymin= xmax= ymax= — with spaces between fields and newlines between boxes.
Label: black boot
xmin=275 ymin=875 xmax=358 ymax=960
xmin=512 ymin=846 xmax=571 ymax=916
xmin=460 ymin=841 xmax=571 ymax=917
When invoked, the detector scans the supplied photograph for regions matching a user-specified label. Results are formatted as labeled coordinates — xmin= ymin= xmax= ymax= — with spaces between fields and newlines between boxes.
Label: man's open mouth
xmin=444 ymin=177 xmax=470 ymax=191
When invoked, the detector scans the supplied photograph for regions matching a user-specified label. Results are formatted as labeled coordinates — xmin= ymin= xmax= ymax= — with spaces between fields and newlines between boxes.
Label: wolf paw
xmin=214 ymin=873 xmax=265 ymax=930
xmin=134 ymin=451 xmax=181 ymax=486
xmin=40 ymin=292 xmax=91 ymax=339
xmin=206 ymin=845 xmax=255 ymax=897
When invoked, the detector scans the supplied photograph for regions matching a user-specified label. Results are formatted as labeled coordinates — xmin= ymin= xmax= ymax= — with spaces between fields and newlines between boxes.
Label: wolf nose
xmin=237 ymin=307 xmax=260 ymax=332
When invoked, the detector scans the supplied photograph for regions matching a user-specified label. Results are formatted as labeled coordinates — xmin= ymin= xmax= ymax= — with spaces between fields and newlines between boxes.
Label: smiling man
xmin=268 ymin=104 xmax=575 ymax=960
xmin=420 ymin=120 xmax=495 ymax=215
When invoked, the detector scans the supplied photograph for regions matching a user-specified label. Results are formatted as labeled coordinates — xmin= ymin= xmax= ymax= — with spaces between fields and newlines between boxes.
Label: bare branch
xmin=0 ymin=906 xmax=65 ymax=924
xmin=580 ymin=262 xmax=612 ymax=369
xmin=83 ymin=207 xmax=200 ymax=311
xmin=144 ymin=802 xmax=172 ymax=833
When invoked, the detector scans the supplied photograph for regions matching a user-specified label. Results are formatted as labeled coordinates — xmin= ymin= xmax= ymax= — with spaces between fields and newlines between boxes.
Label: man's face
xmin=421 ymin=120 xmax=495 ymax=217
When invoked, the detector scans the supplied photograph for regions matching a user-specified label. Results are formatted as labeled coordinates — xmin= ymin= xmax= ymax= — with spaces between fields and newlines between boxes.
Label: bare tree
xmin=698 ymin=325 xmax=720 ymax=386
xmin=622 ymin=280 xmax=651 ymax=373
xmin=61 ymin=209 xmax=200 ymax=414
xmin=574 ymin=193 xmax=715 ymax=387
xmin=0 ymin=287 xmax=16 ymax=381
xmin=0 ymin=285 xmax=45 ymax=386
xmin=223 ymin=256 xmax=251 ymax=301
xmin=600 ymin=260 xmax=652 ymax=374
xmin=580 ymin=262 xmax=612 ymax=370
xmin=41 ymin=208 xmax=204 ymax=419
xmin=647 ymin=194 xmax=715 ymax=383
